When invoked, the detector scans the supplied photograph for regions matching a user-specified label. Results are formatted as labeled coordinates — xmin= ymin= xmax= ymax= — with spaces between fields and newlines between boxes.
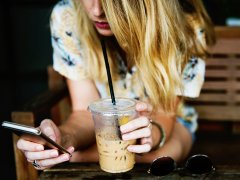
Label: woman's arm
xmin=69 ymin=110 xmax=193 ymax=163
xmin=59 ymin=78 xmax=100 ymax=150
xmin=68 ymin=97 xmax=193 ymax=163
xmin=136 ymin=121 xmax=193 ymax=163
xmin=141 ymin=96 xmax=193 ymax=163
xmin=16 ymin=77 xmax=101 ymax=169
xmin=148 ymin=97 xmax=180 ymax=151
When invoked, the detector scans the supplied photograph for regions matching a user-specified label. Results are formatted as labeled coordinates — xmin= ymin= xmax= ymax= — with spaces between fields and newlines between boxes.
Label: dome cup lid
xmin=88 ymin=98 xmax=136 ymax=116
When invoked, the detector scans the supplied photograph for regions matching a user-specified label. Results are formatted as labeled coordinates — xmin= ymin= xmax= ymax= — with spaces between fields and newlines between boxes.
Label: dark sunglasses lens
xmin=185 ymin=154 xmax=214 ymax=175
xmin=150 ymin=156 xmax=176 ymax=176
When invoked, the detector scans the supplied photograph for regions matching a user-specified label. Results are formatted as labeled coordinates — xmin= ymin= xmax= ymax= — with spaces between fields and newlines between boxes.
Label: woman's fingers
xmin=26 ymin=146 xmax=74 ymax=170
xmin=26 ymin=146 xmax=74 ymax=161
xmin=120 ymin=101 xmax=154 ymax=153
xmin=17 ymin=139 xmax=44 ymax=152
xmin=127 ymin=143 xmax=152 ymax=153
xmin=27 ymin=159 xmax=51 ymax=170
xmin=120 ymin=116 xmax=150 ymax=133
xmin=40 ymin=119 xmax=60 ymax=142
xmin=136 ymin=102 xmax=153 ymax=116
xmin=122 ymin=126 xmax=151 ymax=140
xmin=127 ymin=137 xmax=153 ymax=153
xmin=36 ymin=153 xmax=70 ymax=167
xmin=67 ymin=146 xmax=75 ymax=154
xmin=29 ymin=153 xmax=71 ymax=170
xmin=16 ymin=120 xmax=73 ymax=170
xmin=140 ymin=136 xmax=153 ymax=145
xmin=121 ymin=123 xmax=153 ymax=153
xmin=136 ymin=102 xmax=153 ymax=111
xmin=24 ymin=149 xmax=59 ymax=161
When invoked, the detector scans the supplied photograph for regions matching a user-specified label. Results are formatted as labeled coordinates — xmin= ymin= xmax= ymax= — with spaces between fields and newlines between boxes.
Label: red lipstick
xmin=95 ymin=22 xmax=110 ymax=29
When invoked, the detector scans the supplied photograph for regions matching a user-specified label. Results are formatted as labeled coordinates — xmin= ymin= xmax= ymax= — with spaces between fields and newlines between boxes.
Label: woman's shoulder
xmin=52 ymin=0 xmax=75 ymax=11
xmin=50 ymin=0 xmax=81 ymax=53
xmin=50 ymin=0 xmax=87 ymax=81
xmin=51 ymin=0 xmax=77 ymax=26
xmin=180 ymin=56 xmax=205 ymax=98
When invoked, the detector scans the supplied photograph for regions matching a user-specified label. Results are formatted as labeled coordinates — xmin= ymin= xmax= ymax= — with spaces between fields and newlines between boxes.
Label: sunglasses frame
xmin=148 ymin=154 xmax=215 ymax=177
xmin=184 ymin=154 xmax=215 ymax=176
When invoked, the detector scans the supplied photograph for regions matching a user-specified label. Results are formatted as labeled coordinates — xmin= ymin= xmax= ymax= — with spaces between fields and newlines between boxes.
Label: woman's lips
xmin=95 ymin=21 xmax=110 ymax=29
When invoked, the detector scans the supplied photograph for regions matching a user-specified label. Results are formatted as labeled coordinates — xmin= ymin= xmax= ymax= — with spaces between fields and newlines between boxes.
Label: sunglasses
xmin=148 ymin=154 xmax=215 ymax=177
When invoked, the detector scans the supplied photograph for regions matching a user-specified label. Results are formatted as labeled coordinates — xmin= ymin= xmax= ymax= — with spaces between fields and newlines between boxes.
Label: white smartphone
xmin=2 ymin=121 xmax=71 ymax=156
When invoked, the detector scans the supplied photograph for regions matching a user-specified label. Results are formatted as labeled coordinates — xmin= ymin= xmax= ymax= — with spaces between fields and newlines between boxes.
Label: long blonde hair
xmin=74 ymin=0 xmax=194 ymax=112
xmin=179 ymin=0 xmax=216 ymax=57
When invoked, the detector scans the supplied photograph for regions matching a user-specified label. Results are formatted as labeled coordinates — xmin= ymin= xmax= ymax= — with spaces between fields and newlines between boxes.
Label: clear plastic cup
xmin=88 ymin=98 xmax=137 ymax=173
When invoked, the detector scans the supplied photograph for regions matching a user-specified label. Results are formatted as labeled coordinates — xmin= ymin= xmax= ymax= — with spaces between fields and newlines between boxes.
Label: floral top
xmin=50 ymin=0 xmax=206 ymax=136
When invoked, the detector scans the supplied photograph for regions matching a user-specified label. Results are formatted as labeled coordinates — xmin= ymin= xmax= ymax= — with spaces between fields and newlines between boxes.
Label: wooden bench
xmin=11 ymin=26 xmax=240 ymax=180
xmin=186 ymin=26 xmax=240 ymax=133
xmin=187 ymin=26 xmax=240 ymax=167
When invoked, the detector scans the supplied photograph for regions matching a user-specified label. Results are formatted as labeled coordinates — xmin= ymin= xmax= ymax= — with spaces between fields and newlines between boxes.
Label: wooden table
xmin=39 ymin=162 xmax=240 ymax=180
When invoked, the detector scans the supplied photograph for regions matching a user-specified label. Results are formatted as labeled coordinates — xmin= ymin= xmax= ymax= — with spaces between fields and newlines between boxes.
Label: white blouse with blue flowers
xmin=50 ymin=0 xmax=206 ymax=139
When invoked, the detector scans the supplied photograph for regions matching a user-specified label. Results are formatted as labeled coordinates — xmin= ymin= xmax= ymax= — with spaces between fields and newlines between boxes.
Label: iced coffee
xmin=88 ymin=98 xmax=136 ymax=173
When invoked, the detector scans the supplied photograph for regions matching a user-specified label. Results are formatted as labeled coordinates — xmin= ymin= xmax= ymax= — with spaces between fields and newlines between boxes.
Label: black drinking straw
xmin=100 ymin=38 xmax=122 ymax=139
xmin=100 ymin=39 xmax=116 ymax=105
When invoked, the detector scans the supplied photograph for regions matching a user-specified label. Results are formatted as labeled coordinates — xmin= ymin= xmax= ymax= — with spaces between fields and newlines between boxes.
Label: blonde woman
xmin=16 ymin=0 xmax=215 ymax=170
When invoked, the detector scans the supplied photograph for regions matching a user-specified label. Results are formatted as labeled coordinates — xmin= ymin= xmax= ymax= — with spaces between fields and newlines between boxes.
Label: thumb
xmin=40 ymin=119 xmax=59 ymax=142
xmin=136 ymin=102 xmax=153 ymax=115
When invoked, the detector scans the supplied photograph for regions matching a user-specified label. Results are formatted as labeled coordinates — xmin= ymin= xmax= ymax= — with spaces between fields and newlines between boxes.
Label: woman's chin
xmin=97 ymin=28 xmax=113 ymax=37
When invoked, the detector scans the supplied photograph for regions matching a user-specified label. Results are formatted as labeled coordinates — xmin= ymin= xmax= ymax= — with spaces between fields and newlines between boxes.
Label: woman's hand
xmin=16 ymin=119 xmax=74 ymax=170
xmin=120 ymin=101 xmax=153 ymax=153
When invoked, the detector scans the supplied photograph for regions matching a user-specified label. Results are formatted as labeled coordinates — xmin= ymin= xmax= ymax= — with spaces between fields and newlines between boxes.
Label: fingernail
xmin=137 ymin=103 xmax=145 ymax=110
xmin=50 ymin=150 xmax=58 ymax=157
xmin=62 ymin=154 xmax=70 ymax=161
xmin=69 ymin=146 xmax=74 ymax=152
xmin=36 ymin=145 xmax=44 ymax=151
xmin=127 ymin=146 xmax=133 ymax=151
xmin=122 ymin=134 xmax=130 ymax=140
xmin=120 ymin=125 xmax=127 ymax=133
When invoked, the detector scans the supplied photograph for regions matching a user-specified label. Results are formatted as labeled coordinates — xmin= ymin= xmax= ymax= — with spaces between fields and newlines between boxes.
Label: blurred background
xmin=0 ymin=0 xmax=240 ymax=179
